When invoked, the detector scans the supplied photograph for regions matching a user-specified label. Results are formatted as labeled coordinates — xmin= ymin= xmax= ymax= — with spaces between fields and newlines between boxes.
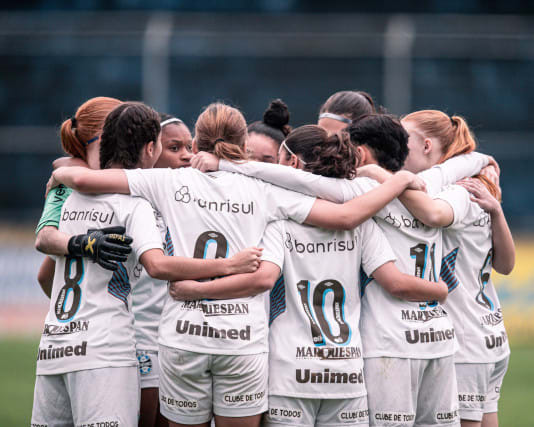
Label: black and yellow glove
xmin=67 ymin=226 xmax=133 ymax=271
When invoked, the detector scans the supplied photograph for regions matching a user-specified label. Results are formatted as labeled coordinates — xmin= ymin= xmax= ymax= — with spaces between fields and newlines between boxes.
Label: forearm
xmin=35 ymin=226 xmax=70 ymax=256
xmin=419 ymin=152 xmax=489 ymax=195
xmin=175 ymin=273 xmax=269 ymax=300
xmin=37 ymin=257 xmax=55 ymax=298
xmin=490 ymin=207 xmax=515 ymax=275
xmin=53 ymin=167 xmax=130 ymax=194
xmin=398 ymin=190 xmax=452 ymax=227
xmin=392 ymin=275 xmax=447 ymax=303
xmin=307 ymin=172 xmax=411 ymax=230
xmin=145 ymin=255 xmax=233 ymax=281
xmin=221 ymin=159 xmax=346 ymax=202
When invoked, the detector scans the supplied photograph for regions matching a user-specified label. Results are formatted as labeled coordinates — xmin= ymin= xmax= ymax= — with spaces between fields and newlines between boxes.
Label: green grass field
xmin=1 ymin=338 xmax=533 ymax=426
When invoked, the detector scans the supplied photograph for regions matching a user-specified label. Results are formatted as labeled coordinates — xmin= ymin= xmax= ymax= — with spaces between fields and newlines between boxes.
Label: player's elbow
xmin=493 ymin=257 xmax=515 ymax=276
xmin=70 ymin=174 xmax=94 ymax=193
xmin=143 ymin=258 xmax=166 ymax=280
xmin=422 ymin=209 xmax=449 ymax=228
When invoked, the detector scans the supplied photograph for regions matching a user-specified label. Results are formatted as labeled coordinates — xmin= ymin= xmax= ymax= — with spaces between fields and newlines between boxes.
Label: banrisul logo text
xmin=174 ymin=186 xmax=254 ymax=215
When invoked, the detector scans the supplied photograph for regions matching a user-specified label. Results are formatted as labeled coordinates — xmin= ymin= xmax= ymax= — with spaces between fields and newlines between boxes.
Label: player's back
xmin=124 ymin=167 xmax=315 ymax=355
xmin=440 ymin=185 xmax=510 ymax=363
xmin=37 ymin=191 xmax=162 ymax=375
xmin=262 ymin=218 xmax=394 ymax=399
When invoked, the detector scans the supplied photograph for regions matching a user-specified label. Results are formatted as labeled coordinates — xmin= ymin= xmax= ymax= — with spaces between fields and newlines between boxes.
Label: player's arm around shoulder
xmin=373 ymin=262 xmax=448 ymax=303
xmin=168 ymin=261 xmax=281 ymax=301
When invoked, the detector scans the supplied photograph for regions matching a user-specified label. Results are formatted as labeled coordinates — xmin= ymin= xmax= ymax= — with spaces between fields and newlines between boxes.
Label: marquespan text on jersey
xmin=480 ymin=309 xmax=504 ymax=327
xmin=296 ymin=368 xmax=364 ymax=384
xmin=401 ymin=306 xmax=447 ymax=323
xmin=43 ymin=320 xmax=89 ymax=336
xmin=176 ymin=320 xmax=251 ymax=341
xmin=180 ymin=301 xmax=249 ymax=316
xmin=295 ymin=346 xmax=361 ymax=360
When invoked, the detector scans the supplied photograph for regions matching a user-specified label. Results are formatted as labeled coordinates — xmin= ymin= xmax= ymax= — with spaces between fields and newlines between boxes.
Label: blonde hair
xmin=404 ymin=110 xmax=500 ymax=200
xmin=60 ymin=97 xmax=122 ymax=161
xmin=195 ymin=103 xmax=248 ymax=161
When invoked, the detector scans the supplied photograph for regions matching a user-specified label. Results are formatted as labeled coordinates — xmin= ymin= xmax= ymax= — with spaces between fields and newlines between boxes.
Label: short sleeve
xmin=263 ymin=183 xmax=316 ymax=224
xmin=124 ymin=168 xmax=174 ymax=212
xmin=124 ymin=198 xmax=164 ymax=261
xmin=259 ymin=221 xmax=285 ymax=272
xmin=360 ymin=219 xmax=396 ymax=276
xmin=434 ymin=185 xmax=471 ymax=230
xmin=35 ymin=185 xmax=72 ymax=234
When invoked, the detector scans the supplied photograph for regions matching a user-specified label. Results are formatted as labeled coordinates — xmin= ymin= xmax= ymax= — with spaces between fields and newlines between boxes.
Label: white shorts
xmin=159 ymin=345 xmax=268 ymax=424
xmin=137 ymin=349 xmax=160 ymax=389
xmin=364 ymin=356 xmax=459 ymax=427
xmin=31 ymin=366 xmax=139 ymax=427
xmin=455 ymin=357 xmax=509 ymax=421
xmin=263 ymin=394 xmax=369 ymax=427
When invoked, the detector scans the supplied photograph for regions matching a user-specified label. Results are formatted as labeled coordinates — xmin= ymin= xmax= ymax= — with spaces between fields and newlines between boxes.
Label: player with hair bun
xmin=247 ymin=99 xmax=291 ymax=163
xmin=318 ymin=90 xmax=378 ymax=133
xmin=48 ymin=101 xmax=426 ymax=427
xmin=171 ymin=125 xmax=449 ymax=427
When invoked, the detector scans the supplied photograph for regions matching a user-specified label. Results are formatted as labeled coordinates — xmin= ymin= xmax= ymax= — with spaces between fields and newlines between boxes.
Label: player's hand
xmin=67 ymin=226 xmax=133 ymax=271
xmin=356 ymin=164 xmax=391 ymax=183
xmin=395 ymin=170 xmax=427 ymax=193
xmin=227 ymin=247 xmax=263 ymax=275
xmin=458 ymin=178 xmax=501 ymax=214
xmin=169 ymin=280 xmax=200 ymax=301
xmin=486 ymin=155 xmax=501 ymax=177
xmin=479 ymin=164 xmax=500 ymax=187
xmin=191 ymin=152 xmax=220 ymax=172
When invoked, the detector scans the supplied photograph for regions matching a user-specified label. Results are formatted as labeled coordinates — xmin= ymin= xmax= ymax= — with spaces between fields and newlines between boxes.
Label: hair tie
xmin=214 ymin=138 xmax=225 ymax=144
xmin=85 ymin=135 xmax=99 ymax=146
xmin=70 ymin=117 xmax=77 ymax=128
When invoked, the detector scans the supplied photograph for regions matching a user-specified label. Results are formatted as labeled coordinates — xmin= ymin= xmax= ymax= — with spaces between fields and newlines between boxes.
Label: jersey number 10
xmin=296 ymin=279 xmax=351 ymax=347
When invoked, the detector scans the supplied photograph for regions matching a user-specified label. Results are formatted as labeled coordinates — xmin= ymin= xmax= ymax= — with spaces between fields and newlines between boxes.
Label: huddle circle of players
xmin=31 ymin=92 xmax=513 ymax=427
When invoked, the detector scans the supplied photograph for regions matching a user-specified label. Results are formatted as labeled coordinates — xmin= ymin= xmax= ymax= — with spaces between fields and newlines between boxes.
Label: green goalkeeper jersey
xmin=35 ymin=184 xmax=72 ymax=234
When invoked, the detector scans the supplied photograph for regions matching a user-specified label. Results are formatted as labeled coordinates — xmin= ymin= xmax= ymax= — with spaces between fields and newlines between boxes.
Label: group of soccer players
xmin=31 ymin=90 xmax=514 ymax=427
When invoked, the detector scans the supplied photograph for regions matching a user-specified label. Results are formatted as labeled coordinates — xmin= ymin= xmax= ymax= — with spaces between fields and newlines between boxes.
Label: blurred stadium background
xmin=0 ymin=1 xmax=533 ymax=425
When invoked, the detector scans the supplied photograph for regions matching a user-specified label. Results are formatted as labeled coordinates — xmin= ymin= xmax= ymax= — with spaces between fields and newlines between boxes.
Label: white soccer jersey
xmin=261 ymin=219 xmax=395 ymax=399
xmin=37 ymin=192 xmax=163 ymax=375
xmin=131 ymin=210 xmax=169 ymax=352
xmin=436 ymin=185 xmax=510 ymax=363
xmin=125 ymin=167 xmax=316 ymax=355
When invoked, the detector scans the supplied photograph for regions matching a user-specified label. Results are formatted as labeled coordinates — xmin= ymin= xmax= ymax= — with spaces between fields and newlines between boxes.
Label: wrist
xmin=489 ymin=202 xmax=503 ymax=217
xmin=223 ymin=257 xmax=234 ymax=275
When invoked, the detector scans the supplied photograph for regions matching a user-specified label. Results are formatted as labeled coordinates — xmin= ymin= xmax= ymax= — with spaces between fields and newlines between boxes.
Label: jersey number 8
xmin=54 ymin=256 xmax=84 ymax=322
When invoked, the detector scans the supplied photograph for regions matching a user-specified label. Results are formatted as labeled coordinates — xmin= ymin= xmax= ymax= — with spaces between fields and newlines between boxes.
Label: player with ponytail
xmin=394 ymin=110 xmax=514 ymax=427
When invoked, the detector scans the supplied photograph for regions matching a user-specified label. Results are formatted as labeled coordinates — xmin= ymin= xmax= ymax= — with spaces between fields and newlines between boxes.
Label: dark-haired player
xmin=247 ymin=99 xmax=291 ymax=163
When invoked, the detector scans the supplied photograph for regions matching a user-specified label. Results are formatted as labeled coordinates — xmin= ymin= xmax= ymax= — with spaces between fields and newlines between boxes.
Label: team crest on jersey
xmin=137 ymin=353 xmax=152 ymax=375
xmin=175 ymin=185 xmax=192 ymax=203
